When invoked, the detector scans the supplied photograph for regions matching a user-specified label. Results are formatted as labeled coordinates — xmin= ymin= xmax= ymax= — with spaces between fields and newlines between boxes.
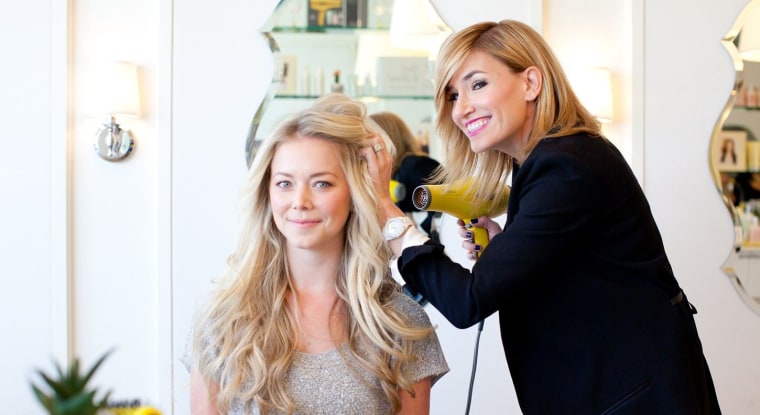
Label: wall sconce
xmin=739 ymin=2 xmax=760 ymax=62
xmin=93 ymin=61 xmax=141 ymax=161
xmin=573 ymin=67 xmax=614 ymax=123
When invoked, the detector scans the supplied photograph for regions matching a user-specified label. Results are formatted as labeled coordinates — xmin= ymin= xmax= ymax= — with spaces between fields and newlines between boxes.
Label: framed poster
xmin=375 ymin=57 xmax=431 ymax=96
xmin=714 ymin=130 xmax=747 ymax=172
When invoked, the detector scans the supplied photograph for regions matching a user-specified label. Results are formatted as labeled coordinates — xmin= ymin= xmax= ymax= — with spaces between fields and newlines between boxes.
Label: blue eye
xmin=315 ymin=181 xmax=331 ymax=189
xmin=275 ymin=180 xmax=291 ymax=189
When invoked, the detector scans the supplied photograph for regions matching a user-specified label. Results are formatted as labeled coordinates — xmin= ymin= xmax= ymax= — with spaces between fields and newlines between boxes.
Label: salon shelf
xmin=739 ymin=243 xmax=760 ymax=257
xmin=271 ymin=26 xmax=388 ymax=33
xmin=274 ymin=94 xmax=433 ymax=100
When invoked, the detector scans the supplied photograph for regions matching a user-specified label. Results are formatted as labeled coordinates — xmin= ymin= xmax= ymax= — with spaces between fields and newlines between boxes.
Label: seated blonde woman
xmin=182 ymin=93 xmax=449 ymax=415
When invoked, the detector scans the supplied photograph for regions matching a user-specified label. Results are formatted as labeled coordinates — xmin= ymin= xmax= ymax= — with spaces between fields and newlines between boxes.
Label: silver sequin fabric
xmin=183 ymin=291 xmax=449 ymax=415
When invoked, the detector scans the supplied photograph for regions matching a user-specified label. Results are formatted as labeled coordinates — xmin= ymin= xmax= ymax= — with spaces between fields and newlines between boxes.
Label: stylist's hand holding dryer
xmin=365 ymin=19 xmax=722 ymax=415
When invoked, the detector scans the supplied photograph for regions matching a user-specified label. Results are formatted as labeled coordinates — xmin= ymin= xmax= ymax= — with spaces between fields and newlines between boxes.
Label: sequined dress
xmin=182 ymin=292 xmax=449 ymax=414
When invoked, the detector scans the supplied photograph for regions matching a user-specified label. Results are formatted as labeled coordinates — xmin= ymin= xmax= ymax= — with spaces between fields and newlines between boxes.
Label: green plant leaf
xmin=68 ymin=358 xmax=81 ymax=389
xmin=53 ymin=359 xmax=65 ymax=380
xmin=38 ymin=370 xmax=73 ymax=398
xmin=58 ymin=390 xmax=95 ymax=413
xmin=81 ymin=349 xmax=114 ymax=389
xmin=30 ymin=384 xmax=54 ymax=411
xmin=30 ymin=350 xmax=115 ymax=415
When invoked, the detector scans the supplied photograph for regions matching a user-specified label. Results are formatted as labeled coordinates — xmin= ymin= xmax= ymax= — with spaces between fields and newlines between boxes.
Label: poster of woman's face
xmin=713 ymin=130 xmax=747 ymax=172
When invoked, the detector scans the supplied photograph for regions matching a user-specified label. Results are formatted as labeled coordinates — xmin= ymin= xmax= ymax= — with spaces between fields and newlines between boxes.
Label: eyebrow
xmin=271 ymin=171 xmax=338 ymax=180
xmin=445 ymin=69 xmax=485 ymax=93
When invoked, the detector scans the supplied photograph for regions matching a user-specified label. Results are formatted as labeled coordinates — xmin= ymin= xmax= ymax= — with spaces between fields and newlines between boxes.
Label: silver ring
xmin=372 ymin=143 xmax=385 ymax=153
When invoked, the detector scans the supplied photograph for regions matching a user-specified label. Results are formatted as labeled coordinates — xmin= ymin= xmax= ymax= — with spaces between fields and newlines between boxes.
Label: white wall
xmin=170 ymin=0 xmax=270 ymax=411
xmin=0 ymin=0 xmax=57 ymax=412
xmin=544 ymin=0 xmax=637 ymax=176
xmin=3 ymin=0 xmax=760 ymax=414
xmin=70 ymin=0 xmax=165 ymax=406
xmin=645 ymin=0 xmax=760 ymax=412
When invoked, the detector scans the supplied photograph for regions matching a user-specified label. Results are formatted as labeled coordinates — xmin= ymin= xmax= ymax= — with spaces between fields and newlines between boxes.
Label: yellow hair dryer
xmin=412 ymin=179 xmax=509 ymax=257
xmin=389 ymin=179 xmax=406 ymax=203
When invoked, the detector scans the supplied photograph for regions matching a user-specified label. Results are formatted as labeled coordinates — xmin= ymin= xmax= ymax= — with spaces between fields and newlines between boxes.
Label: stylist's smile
xmin=466 ymin=117 xmax=490 ymax=134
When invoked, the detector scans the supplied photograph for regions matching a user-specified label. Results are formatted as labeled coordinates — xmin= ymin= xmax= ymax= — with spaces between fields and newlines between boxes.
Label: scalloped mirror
xmin=245 ymin=0 xmax=451 ymax=166
xmin=712 ymin=0 xmax=760 ymax=314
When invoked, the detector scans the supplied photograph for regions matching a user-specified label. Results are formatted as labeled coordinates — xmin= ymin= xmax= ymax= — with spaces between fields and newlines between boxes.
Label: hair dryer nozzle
xmin=412 ymin=186 xmax=432 ymax=210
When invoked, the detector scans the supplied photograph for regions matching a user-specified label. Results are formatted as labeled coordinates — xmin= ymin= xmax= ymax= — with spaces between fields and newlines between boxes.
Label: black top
xmin=398 ymin=133 xmax=721 ymax=414
xmin=732 ymin=172 xmax=760 ymax=204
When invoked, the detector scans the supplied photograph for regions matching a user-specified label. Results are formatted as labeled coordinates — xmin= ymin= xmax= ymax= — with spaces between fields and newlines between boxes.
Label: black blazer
xmin=398 ymin=134 xmax=721 ymax=414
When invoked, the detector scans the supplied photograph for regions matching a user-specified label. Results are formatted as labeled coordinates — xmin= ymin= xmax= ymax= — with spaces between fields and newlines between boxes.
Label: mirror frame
xmin=712 ymin=0 xmax=760 ymax=315
xmin=246 ymin=31 xmax=280 ymax=166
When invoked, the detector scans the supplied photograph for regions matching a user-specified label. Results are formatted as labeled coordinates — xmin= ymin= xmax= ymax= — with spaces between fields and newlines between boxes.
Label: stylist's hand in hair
xmin=364 ymin=135 xmax=406 ymax=223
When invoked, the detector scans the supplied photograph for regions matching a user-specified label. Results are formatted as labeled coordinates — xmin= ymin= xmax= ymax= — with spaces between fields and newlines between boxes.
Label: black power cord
xmin=464 ymin=320 xmax=484 ymax=415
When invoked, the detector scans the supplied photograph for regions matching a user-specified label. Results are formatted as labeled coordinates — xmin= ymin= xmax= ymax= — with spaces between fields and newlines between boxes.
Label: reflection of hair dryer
xmin=412 ymin=179 xmax=509 ymax=257
xmin=390 ymin=180 xmax=406 ymax=203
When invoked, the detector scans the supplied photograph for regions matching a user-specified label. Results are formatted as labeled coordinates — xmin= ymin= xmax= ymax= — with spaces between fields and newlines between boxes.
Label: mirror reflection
xmin=246 ymin=0 xmax=451 ymax=166
xmin=713 ymin=0 xmax=760 ymax=313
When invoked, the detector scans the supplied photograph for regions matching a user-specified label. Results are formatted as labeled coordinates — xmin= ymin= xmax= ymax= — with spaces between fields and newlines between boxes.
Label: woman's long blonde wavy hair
xmin=433 ymin=19 xmax=602 ymax=209
xmin=190 ymin=93 xmax=431 ymax=414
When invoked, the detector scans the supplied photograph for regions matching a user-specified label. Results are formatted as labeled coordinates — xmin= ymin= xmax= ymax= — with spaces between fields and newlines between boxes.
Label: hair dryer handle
xmin=471 ymin=226 xmax=490 ymax=259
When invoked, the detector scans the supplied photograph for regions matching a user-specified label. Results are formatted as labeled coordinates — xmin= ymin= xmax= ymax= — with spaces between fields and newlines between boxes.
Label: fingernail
xmin=470 ymin=218 xmax=479 ymax=224
xmin=465 ymin=231 xmax=473 ymax=238
xmin=474 ymin=245 xmax=482 ymax=251
xmin=465 ymin=223 xmax=473 ymax=229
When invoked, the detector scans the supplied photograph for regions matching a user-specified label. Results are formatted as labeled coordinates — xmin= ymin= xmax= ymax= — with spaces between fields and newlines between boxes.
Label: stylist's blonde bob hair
xmin=433 ymin=20 xmax=601 ymax=208
xmin=190 ymin=93 xmax=428 ymax=414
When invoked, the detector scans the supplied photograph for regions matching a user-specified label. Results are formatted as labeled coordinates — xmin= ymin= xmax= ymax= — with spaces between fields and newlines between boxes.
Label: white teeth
xmin=467 ymin=119 xmax=488 ymax=132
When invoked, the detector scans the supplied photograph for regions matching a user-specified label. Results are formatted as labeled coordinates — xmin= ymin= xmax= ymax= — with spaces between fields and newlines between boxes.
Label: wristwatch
xmin=383 ymin=216 xmax=414 ymax=241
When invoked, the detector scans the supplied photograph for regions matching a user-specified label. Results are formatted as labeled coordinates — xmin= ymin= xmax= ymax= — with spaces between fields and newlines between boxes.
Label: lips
xmin=289 ymin=218 xmax=320 ymax=226
xmin=465 ymin=117 xmax=490 ymax=135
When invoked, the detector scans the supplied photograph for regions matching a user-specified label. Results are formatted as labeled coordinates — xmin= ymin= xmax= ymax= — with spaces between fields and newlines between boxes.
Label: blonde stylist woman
xmin=366 ymin=20 xmax=721 ymax=415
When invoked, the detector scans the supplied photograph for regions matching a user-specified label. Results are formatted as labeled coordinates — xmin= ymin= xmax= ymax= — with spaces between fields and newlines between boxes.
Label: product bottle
xmin=749 ymin=215 xmax=760 ymax=243
xmin=299 ymin=65 xmax=311 ymax=96
xmin=736 ymin=82 xmax=747 ymax=107
xmin=741 ymin=203 xmax=753 ymax=241
xmin=345 ymin=73 xmax=356 ymax=97
xmin=314 ymin=65 xmax=324 ymax=96
xmin=747 ymin=84 xmax=759 ymax=109
xmin=362 ymin=73 xmax=373 ymax=96
xmin=330 ymin=69 xmax=344 ymax=93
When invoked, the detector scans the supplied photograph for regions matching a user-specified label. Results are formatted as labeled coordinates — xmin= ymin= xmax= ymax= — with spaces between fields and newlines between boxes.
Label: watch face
xmin=384 ymin=217 xmax=412 ymax=240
